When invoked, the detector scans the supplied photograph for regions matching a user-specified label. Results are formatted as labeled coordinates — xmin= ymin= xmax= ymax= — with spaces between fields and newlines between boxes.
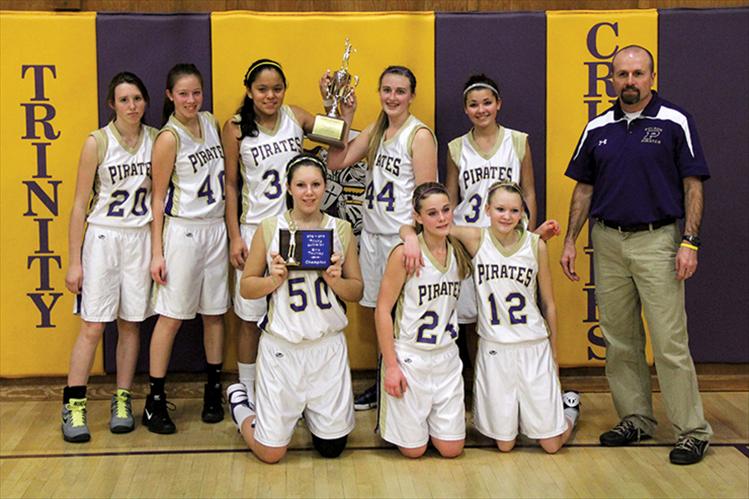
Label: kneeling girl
xmin=402 ymin=181 xmax=579 ymax=453
xmin=228 ymin=154 xmax=363 ymax=463
xmin=376 ymin=182 xmax=471 ymax=458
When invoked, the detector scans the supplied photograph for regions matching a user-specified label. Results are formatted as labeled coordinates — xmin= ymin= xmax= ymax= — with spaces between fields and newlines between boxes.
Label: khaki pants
xmin=592 ymin=221 xmax=712 ymax=441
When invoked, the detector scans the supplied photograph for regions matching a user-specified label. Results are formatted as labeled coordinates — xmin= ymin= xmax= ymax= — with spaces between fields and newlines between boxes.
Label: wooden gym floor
xmin=1 ymin=374 xmax=747 ymax=498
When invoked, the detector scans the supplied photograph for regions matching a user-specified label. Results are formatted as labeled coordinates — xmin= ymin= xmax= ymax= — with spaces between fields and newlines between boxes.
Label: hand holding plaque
xmin=308 ymin=38 xmax=359 ymax=147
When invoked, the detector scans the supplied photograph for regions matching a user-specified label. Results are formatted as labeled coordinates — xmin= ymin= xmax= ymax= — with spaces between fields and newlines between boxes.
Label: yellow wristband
xmin=680 ymin=242 xmax=699 ymax=251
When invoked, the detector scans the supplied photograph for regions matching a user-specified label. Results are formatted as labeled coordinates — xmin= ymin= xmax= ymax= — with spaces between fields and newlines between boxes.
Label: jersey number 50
xmin=288 ymin=277 xmax=333 ymax=312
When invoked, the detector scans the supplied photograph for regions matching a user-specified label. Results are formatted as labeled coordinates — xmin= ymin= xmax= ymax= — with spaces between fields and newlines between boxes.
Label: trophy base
xmin=308 ymin=114 xmax=346 ymax=147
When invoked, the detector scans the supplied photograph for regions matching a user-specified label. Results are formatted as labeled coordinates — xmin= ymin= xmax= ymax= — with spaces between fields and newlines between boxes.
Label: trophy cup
xmin=308 ymin=38 xmax=359 ymax=148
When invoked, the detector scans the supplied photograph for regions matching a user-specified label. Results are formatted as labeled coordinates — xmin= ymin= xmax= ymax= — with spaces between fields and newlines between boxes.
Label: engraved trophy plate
xmin=308 ymin=38 xmax=359 ymax=147
xmin=280 ymin=229 xmax=334 ymax=270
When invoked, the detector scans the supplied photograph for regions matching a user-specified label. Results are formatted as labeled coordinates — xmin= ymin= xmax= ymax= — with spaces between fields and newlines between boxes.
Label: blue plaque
xmin=280 ymin=229 xmax=334 ymax=270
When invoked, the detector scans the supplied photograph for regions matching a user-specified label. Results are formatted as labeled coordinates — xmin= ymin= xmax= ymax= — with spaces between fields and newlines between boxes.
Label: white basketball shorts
xmin=379 ymin=342 xmax=465 ymax=448
xmin=359 ymin=230 xmax=400 ymax=308
xmin=76 ymin=224 xmax=152 ymax=322
xmin=473 ymin=337 xmax=566 ymax=441
xmin=254 ymin=332 xmax=355 ymax=447
xmin=152 ymin=217 xmax=230 ymax=319
xmin=233 ymin=223 xmax=267 ymax=322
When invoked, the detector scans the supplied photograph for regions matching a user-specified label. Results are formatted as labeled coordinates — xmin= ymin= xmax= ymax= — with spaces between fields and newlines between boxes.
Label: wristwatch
xmin=682 ymin=235 xmax=701 ymax=247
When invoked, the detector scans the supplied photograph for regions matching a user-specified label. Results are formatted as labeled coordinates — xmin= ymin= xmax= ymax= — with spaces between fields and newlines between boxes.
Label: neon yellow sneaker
xmin=61 ymin=398 xmax=90 ymax=443
xmin=110 ymin=389 xmax=135 ymax=434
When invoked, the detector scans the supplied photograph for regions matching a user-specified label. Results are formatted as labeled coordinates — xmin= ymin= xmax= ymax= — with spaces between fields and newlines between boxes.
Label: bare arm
xmin=520 ymin=141 xmax=538 ymax=230
xmin=375 ymin=246 xmax=409 ymax=398
xmin=411 ymin=127 xmax=437 ymax=186
xmin=537 ymin=239 xmax=559 ymax=363
xmin=290 ymin=105 xmax=316 ymax=136
xmin=445 ymin=153 xmax=460 ymax=210
xmin=65 ymin=136 xmax=99 ymax=294
xmin=240 ymin=227 xmax=287 ymax=299
xmin=322 ymin=225 xmax=363 ymax=302
xmin=675 ymin=176 xmax=703 ymax=281
xmin=150 ymin=131 xmax=177 ymax=285
xmin=222 ymin=119 xmax=247 ymax=270
xmin=326 ymin=94 xmax=371 ymax=171
xmin=560 ymin=182 xmax=593 ymax=281
xmin=399 ymin=223 xmax=481 ymax=275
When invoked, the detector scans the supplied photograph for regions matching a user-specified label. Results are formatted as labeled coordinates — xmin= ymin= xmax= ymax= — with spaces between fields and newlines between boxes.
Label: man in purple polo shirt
xmin=560 ymin=45 xmax=712 ymax=465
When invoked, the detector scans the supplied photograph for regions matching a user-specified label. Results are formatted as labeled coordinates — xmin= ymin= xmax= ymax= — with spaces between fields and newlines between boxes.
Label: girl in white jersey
xmin=226 ymin=154 xmax=363 ymax=463
xmin=62 ymin=72 xmax=156 ymax=443
xmin=327 ymin=65 xmax=438 ymax=411
xmin=146 ymin=64 xmax=230 ymax=435
xmin=402 ymin=181 xmax=580 ymax=454
xmin=223 ymin=59 xmax=323 ymax=403
xmin=376 ymin=182 xmax=472 ymax=458
xmin=447 ymin=74 xmax=559 ymax=375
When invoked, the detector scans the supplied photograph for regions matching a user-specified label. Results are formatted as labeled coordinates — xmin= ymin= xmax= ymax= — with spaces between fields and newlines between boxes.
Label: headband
xmin=487 ymin=180 xmax=522 ymax=198
xmin=463 ymin=82 xmax=500 ymax=98
xmin=285 ymin=154 xmax=328 ymax=178
xmin=412 ymin=183 xmax=448 ymax=209
xmin=244 ymin=60 xmax=283 ymax=84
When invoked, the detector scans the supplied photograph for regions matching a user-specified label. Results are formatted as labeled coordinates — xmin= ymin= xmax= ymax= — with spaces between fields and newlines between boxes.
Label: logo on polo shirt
xmin=641 ymin=126 xmax=663 ymax=144
xmin=598 ymin=139 xmax=607 ymax=146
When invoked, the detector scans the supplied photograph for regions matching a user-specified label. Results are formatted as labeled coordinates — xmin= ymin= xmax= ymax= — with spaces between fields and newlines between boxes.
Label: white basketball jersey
xmin=473 ymin=228 xmax=548 ymax=343
xmin=259 ymin=212 xmax=352 ymax=343
xmin=450 ymin=126 xmax=526 ymax=227
xmin=86 ymin=122 xmax=157 ymax=228
xmin=393 ymin=235 xmax=461 ymax=349
xmin=363 ymin=115 xmax=436 ymax=235
xmin=237 ymin=105 xmax=304 ymax=225
xmin=163 ymin=111 xmax=225 ymax=220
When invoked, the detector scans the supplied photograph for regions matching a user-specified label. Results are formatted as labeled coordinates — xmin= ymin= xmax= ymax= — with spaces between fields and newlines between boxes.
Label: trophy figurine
xmin=308 ymin=38 xmax=359 ymax=148
xmin=285 ymin=219 xmax=299 ymax=267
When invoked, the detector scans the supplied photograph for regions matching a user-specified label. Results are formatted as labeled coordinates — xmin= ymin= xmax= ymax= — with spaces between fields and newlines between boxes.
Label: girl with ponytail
xmin=327 ymin=65 xmax=438 ymax=411
xmin=222 ymin=59 xmax=330 ymax=404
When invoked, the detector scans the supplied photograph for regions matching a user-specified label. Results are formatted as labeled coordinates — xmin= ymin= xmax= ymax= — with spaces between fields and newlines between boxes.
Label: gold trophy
xmin=285 ymin=218 xmax=299 ymax=267
xmin=308 ymin=38 xmax=359 ymax=147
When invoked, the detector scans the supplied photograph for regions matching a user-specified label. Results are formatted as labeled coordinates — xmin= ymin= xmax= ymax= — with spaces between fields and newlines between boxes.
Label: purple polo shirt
xmin=565 ymin=91 xmax=710 ymax=226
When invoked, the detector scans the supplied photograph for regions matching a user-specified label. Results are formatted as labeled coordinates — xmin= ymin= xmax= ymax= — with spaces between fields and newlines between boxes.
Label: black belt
xmin=599 ymin=218 xmax=675 ymax=233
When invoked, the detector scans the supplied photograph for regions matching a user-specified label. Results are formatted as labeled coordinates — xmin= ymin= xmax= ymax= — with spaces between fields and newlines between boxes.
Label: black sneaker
xmin=669 ymin=436 xmax=709 ymax=465
xmin=142 ymin=393 xmax=176 ymax=434
xmin=354 ymin=384 xmax=378 ymax=411
xmin=599 ymin=419 xmax=651 ymax=446
xmin=201 ymin=383 xmax=224 ymax=423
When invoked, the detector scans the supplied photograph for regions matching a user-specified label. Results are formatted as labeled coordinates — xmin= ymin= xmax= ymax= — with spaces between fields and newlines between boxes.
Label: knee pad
xmin=312 ymin=434 xmax=348 ymax=458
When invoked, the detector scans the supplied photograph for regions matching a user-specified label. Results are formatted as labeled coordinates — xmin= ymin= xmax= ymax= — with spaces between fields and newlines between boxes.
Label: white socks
xmin=564 ymin=407 xmax=580 ymax=427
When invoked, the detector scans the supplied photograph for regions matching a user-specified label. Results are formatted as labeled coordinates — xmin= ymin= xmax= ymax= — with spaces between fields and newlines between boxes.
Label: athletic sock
xmin=149 ymin=376 xmax=166 ymax=397
xmin=564 ymin=407 xmax=580 ymax=427
xmin=206 ymin=362 xmax=222 ymax=388
xmin=234 ymin=405 xmax=255 ymax=433
xmin=237 ymin=362 xmax=256 ymax=398
xmin=63 ymin=385 xmax=87 ymax=404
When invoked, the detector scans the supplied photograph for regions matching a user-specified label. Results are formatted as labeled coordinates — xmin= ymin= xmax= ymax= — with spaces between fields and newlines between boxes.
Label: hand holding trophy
xmin=308 ymin=38 xmax=359 ymax=147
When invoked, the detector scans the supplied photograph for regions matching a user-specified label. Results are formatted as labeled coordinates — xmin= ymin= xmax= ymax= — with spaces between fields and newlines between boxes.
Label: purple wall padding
xmin=95 ymin=13 xmax=213 ymax=128
xmin=659 ymin=8 xmax=749 ymax=362
xmin=435 ymin=12 xmax=547 ymax=220
xmin=96 ymin=13 xmax=213 ymax=373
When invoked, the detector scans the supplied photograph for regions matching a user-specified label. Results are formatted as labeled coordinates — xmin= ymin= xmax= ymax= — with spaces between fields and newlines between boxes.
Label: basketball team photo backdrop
xmin=1 ymin=7 xmax=747 ymax=377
